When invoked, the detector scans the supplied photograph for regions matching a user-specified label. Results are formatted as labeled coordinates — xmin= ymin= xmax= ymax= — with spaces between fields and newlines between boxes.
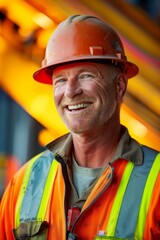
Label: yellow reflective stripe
xmin=37 ymin=160 xmax=59 ymax=220
xmin=107 ymin=162 xmax=134 ymax=236
xmin=134 ymin=153 xmax=160 ymax=238
xmin=15 ymin=152 xmax=44 ymax=228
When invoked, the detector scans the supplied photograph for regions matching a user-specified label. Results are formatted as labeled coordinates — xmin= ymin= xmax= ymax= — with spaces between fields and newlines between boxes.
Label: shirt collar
xmin=110 ymin=126 xmax=143 ymax=165
xmin=47 ymin=133 xmax=72 ymax=162
xmin=46 ymin=126 xmax=143 ymax=166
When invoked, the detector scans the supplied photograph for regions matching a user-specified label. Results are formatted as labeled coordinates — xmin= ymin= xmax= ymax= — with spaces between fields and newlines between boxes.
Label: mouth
xmin=67 ymin=102 xmax=92 ymax=111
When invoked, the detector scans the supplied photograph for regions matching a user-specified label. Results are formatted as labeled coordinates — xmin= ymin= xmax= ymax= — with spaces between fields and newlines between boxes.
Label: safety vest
xmin=14 ymin=146 xmax=160 ymax=239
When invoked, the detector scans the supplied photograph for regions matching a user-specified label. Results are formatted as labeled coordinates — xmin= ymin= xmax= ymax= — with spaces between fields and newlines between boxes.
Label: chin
xmin=68 ymin=125 xmax=88 ymax=134
xmin=69 ymin=128 xmax=85 ymax=134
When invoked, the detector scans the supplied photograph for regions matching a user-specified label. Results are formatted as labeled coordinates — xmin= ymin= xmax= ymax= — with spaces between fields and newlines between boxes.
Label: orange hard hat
xmin=33 ymin=15 xmax=139 ymax=84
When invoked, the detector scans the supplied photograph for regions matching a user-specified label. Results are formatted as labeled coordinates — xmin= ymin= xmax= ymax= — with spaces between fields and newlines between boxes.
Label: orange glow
xmin=38 ymin=128 xmax=62 ymax=146
xmin=37 ymin=28 xmax=56 ymax=49
xmin=121 ymin=105 xmax=160 ymax=150
xmin=127 ymin=75 xmax=160 ymax=115
xmin=2 ymin=1 xmax=38 ymax=30
xmin=33 ymin=13 xmax=54 ymax=29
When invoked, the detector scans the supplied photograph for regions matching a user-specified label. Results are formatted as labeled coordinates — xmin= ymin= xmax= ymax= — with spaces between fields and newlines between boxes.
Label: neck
xmin=72 ymin=122 xmax=122 ymax=168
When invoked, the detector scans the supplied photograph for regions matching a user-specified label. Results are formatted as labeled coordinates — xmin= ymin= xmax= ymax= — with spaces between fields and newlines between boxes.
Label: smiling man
xmin=0 ymin=15 xmax=160 ymax=240
xmin=53 ymin=63 xmax=120 ymax=134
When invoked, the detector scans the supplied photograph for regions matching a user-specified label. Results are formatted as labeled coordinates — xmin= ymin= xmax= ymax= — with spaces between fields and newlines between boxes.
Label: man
xmin=0 ymin=15 xmax=160 ymax=240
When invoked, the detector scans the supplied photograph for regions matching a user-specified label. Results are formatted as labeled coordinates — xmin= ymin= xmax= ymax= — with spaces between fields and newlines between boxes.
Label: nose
xmin=65 ymin=79 xmax=82 ymax=98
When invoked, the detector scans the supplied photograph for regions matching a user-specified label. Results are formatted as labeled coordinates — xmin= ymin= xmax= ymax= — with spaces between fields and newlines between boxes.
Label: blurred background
xmin=0 ymin=0 xmax=160 ymax=198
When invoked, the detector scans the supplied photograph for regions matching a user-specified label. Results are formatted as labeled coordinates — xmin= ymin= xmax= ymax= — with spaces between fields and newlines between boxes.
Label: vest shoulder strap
xmin=15 ymin=150 xmax=59 ymax=228
xmin=106 ymin=146 xmax=160 ymax=239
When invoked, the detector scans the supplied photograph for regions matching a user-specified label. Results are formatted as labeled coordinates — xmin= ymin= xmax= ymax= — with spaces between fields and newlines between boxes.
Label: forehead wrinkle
xmin=53 ymin=62 xmax=104 ymax=79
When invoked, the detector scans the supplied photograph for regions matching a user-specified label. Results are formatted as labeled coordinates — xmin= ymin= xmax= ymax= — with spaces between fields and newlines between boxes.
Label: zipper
xmin=71 ymin=164 xmax=114 ymax=233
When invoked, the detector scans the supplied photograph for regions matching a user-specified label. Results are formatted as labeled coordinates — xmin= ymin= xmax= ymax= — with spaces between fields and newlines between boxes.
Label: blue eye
xmin=54 ymin=78 xmax=67 ymax=85
xmin=79 ymin=74 xmax=93 ymax=79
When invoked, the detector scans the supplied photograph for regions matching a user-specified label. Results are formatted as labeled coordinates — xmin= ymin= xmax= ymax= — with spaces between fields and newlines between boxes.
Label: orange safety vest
xmin=0 ymin=146 xmax=160 ymax=240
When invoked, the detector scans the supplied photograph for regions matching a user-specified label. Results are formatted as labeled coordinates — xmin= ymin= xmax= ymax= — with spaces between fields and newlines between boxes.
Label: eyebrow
xmin=53 ymin=73 xmax=66 ymax=79
xmin=53 ymin=67 xmax=99 ymax=78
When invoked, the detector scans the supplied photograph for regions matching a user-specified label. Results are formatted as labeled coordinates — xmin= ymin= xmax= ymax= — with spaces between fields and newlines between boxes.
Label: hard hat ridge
xmin=66 ymin=14 xmax=101 ymax=23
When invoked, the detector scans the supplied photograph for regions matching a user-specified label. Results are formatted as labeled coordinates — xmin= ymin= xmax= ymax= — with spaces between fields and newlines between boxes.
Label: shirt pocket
xmin=13 ymin=221 xmax=49 ymax=240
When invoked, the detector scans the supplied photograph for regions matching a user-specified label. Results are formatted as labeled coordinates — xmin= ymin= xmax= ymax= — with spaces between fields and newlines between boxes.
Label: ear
xmin=115 ymin=74 xmax=128 ymax=102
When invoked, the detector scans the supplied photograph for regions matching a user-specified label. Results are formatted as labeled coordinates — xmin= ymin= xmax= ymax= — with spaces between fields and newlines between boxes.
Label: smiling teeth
xmin=68 ymin=103 xmax=90 ymax=110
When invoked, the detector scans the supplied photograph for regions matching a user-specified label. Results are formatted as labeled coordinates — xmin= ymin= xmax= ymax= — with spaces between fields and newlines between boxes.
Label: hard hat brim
xmin=33 ymin=57 xmax=139 ymax=84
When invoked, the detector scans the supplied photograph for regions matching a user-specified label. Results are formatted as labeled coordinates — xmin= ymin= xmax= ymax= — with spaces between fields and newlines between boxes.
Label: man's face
xmin=52 ymin=62 xmax=123 ymax=134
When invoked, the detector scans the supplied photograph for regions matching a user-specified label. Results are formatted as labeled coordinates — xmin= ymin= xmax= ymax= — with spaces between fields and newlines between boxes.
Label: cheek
xmin=53 ymin=87 xmax=63 ymax=107
xmin=91 ymin=81 xmax=112 ymax=101
xmin=83 ymin=80 xmax=105 ymax=95
xmin=101 ymin=85 xmax=117 ymax=106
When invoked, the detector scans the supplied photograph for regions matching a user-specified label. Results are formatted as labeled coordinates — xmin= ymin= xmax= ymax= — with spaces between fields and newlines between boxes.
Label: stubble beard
xmin=62 ymin=105 xmax=116 ymax=135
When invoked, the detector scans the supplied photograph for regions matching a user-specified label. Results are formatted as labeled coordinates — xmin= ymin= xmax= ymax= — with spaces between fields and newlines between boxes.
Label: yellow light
xmin=127 ymin=118 xmax=148 ymax=138
xmin=33 ymin=13 xmax=54 ymax=29
xmin=37 ymin=29 xmax=55 ymax=49
xmin=121 ymin=105 xmax=160 ymax=150
xmin=6 ymin=0 xmax=38 ymax=30
xmin=38 ymin=128 xmax=58 ymax=146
